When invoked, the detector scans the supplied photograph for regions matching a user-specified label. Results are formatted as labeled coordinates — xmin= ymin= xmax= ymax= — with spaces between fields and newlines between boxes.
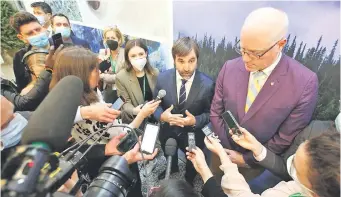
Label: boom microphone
xmin=165 ymin=138 xmax=177 ymax=180
xmin=21 ymin=75 xmax=83 ymax=151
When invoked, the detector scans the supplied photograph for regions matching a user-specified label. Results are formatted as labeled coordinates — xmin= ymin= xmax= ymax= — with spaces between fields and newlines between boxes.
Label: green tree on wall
xmin=1 ymin=1 xmax=24 ymax=52
xmin=184 ymin=33 xmax=340 ymax=120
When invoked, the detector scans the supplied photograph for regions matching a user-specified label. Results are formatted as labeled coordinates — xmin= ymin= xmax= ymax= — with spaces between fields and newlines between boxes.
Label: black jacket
xmin=1 ymin=70 xmax=52 ymax=111
xmin=13 ymin=46 xmax=32 ymax=92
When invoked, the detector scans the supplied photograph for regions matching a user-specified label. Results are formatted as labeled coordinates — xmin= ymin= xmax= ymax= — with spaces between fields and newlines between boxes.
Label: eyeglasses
xmin=234 ymin=40 xmax=280 ymax=59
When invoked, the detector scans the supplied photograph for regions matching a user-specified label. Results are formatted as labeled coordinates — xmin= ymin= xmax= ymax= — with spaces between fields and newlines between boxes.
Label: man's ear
xmin=17 ymin=34 xmax=28 ymax=44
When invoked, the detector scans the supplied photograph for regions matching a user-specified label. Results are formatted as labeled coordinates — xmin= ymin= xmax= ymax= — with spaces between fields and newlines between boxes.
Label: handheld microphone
xmin=154 ymin=89 xmax=166 ymax=102
xmin=164 ymin=138 xmax=177 ymax=180
xmin=2 ymin=76 xmax=83 ymax=195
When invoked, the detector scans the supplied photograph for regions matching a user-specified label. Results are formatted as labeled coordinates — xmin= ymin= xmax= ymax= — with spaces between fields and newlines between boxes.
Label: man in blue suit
xmin=154 ymin=37 xmax=215 ymax=184
xmin=50 ymin=13 xmax=90 ymax=49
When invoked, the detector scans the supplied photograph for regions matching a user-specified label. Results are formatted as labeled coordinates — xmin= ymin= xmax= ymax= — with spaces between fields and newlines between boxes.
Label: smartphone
xmin=52 ymin=33 xmax=63 ymax=49
xmin=202 ymin=123 xmax=219 ymax=139
xmin=141 ymin=123 xmax=160 ymax=154
xmin=117 ymin=131 xmax=138 ymax=153
xmin=188 ymin=132 xmax=196 ymax=152
xmin=221 ymin=111 xmax=242 ymax=136
xmin=111 ymin=97 xmax=125 ymax=110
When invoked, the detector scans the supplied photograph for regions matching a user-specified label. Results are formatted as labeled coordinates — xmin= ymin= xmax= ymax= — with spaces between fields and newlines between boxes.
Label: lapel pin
xmin=270 ymin=82 xmax=274 ymax=86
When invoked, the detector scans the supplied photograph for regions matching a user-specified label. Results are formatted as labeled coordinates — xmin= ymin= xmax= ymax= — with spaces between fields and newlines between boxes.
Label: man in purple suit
xmin=210 ymin=7 xmax=318 ymax=183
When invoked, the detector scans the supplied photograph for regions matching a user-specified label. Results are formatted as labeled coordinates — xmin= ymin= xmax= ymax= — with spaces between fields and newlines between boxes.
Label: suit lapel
xmin=241 ymin=56 xmax=288 ymax=124
xmin=185 ymin=71 xmax=203 ymax=109
xmin=236 ymin=67 xmax=250 ymax=122
xmin=129 ymin=72 xmax=144 ymax=104
xmin=169 ymin=70 xmax=178 ymax=106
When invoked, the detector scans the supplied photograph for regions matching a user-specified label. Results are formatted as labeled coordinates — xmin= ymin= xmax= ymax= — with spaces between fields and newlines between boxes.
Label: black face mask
xmin=106 ymin=40 xmax=119 ymax=51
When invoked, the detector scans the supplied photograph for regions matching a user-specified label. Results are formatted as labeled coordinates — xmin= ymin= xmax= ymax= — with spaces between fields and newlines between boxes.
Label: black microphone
xmin=140 ymin=89 xmax=166 ymax=109
xmin=21 ymin=75 xmax=83 ymax=151
xmin=165 ymin=138 xmax=177 ymax=180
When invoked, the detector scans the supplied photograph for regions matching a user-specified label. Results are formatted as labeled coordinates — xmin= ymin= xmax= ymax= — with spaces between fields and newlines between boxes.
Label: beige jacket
xmin=115 ymin=68 xmax=159 ymax=122
xmin=220 ymin=160 xmax=304 ymax=197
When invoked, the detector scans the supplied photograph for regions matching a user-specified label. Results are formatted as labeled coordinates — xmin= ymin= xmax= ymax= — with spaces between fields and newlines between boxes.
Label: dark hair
xmin=124 ymin=39 xmax=155 ymax=75
xmin=10 ymin=11 xmax=39 ymax=33
xmin=306 ymin=131 xmax=340 ymax=197
xmin=155 ymin=179 xmax=199 ymax=197
xmin=49 ymin=46 xmax=99 ymax=105
xmin=172 ymin=37 xmax=199 ymax=60
xmin=51 ymin=13 xmax=70 ymax=26
xmin=31 ymin=2 xmax=52 ymax=14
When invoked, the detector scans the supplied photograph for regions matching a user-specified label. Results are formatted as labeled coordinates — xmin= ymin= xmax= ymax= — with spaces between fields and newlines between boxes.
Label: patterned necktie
xmin=245 ymin=71 xmax=266 ymax=113
xmin=178 ymin=79 xmax=187 ymax=112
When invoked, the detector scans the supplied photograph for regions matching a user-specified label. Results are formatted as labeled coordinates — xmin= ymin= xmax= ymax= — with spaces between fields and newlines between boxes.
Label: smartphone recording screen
xmin=141 ymin=124 xmax=159 ymax=154
xmin=111 ymin=97 xmax=124 ymax=110
xmin=221 ymin=111 xmax=238 ymax=130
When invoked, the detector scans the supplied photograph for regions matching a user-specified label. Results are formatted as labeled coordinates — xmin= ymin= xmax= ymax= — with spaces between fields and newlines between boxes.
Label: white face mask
xmin=34 ymin=15 xmax=46 ymax=26
xmin=130 ymin=57 xmax=147 ymax=71
xmin=287 ymin=154 xmax=315 ymax=197
xmin=1 ymin=113 xmax=27 ymax=150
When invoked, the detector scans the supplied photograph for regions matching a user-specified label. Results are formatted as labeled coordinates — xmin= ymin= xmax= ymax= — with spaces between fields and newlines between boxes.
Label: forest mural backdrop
xmin=174 ymin=1 xmax=340 ymax=120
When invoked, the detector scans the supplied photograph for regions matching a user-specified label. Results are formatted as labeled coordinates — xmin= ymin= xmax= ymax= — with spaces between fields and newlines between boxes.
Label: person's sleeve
xmin=13 ymin=51 xmax=29 ymax=92
xmin=265 ymin=73 xmax=318 ymax=154
xmin=194 ymin=81 xmax=215 ymax=129
xmin=2 ymin=70 xmax=51 ymax=111
xmin=210 ymin=62 xmax=231 ymax=147
xmin=254 ymin=146 xmax=267 ymax=162
xmin=153 ymin=75 xmax=164 ymax=121
xmin=257 ymin=148 xmax=292 ymax=181
xmin=202 ymin=177 xmax=228 ymax=197
xmin=101 ymin=73 xmax=116 ymax=84
xmin=74 ymin=106 xmax=83 ymax=123
xmin=115 ymin=75 xmax=135 ymax=115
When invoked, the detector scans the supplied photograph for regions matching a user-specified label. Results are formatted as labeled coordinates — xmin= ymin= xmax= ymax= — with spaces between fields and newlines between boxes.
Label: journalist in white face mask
xmin=1 ymin=96 xmax=28 ymax=150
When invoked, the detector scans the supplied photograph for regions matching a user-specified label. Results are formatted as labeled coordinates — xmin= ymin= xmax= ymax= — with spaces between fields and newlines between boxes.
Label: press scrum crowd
xmin=1 ymin=2 xmax=340 ymax=197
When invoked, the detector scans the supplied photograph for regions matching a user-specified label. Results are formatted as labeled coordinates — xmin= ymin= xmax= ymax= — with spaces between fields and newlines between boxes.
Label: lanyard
xmin=109 ymin=55 xmax=116 ymax=73
xmin=143 ymin=75 xmax=146 ymax=100
xmin=289 ymin=193 xmax=304 ymax=197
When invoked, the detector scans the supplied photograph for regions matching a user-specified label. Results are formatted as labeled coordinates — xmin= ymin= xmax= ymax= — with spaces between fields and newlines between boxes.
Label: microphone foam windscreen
xmin=158 ymin=89 xmax=166 ymax=99
xmin=165 ymin=138 xmax=177 ymax=156
xmin=21 ymin=76 xmax=83 ymax=151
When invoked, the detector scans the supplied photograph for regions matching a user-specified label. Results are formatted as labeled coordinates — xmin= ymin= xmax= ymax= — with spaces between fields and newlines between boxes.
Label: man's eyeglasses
xmin=234 ymin=40 xmax=280 ymax=59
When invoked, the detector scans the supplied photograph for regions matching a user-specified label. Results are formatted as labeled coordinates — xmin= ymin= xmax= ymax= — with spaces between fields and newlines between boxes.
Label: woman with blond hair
xmin=98 ymin=26 xmax=126 ymax=102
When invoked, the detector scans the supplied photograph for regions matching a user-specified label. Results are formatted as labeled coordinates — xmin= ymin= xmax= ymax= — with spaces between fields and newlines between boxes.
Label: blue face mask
xmin=27 ymin=32 xmax=49 ymax=48
xmin=1 ymin=113 xmax=27 ymax=150
xmin=55 ymin=27 xmax=71 ymax=38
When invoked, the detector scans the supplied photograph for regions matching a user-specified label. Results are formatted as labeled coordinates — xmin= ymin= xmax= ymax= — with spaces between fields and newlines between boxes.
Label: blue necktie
xmin=178 ymin=79 xmax=187 ymax=112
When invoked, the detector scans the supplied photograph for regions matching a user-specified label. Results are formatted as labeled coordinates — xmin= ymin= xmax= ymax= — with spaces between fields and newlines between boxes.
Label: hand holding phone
xmin=52 ymin=33 xmax=63 ymax=49
xmin=202 ymin=123 xmax=219 ymax=139
xmin=188 ymin=132 xmax=196 ymax=152
xmin=141 ymin=123 xmax=160 ymax=154
xmin=111 ymin=97 xmax=125 ymax=110
xmin=117 ymin=130 xmax=138 ymax=153
xmin=221 ymin=111 xmax=242 ymax=136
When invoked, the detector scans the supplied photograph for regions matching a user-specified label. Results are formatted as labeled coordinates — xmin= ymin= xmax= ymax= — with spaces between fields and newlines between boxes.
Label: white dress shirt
xmin=74 ymin=88 xmax=104 ymax=123
xmin=248 ymin=52 xmax=282 ymax=90
xmin=176 ymin=70 xmax=195 ymax=102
